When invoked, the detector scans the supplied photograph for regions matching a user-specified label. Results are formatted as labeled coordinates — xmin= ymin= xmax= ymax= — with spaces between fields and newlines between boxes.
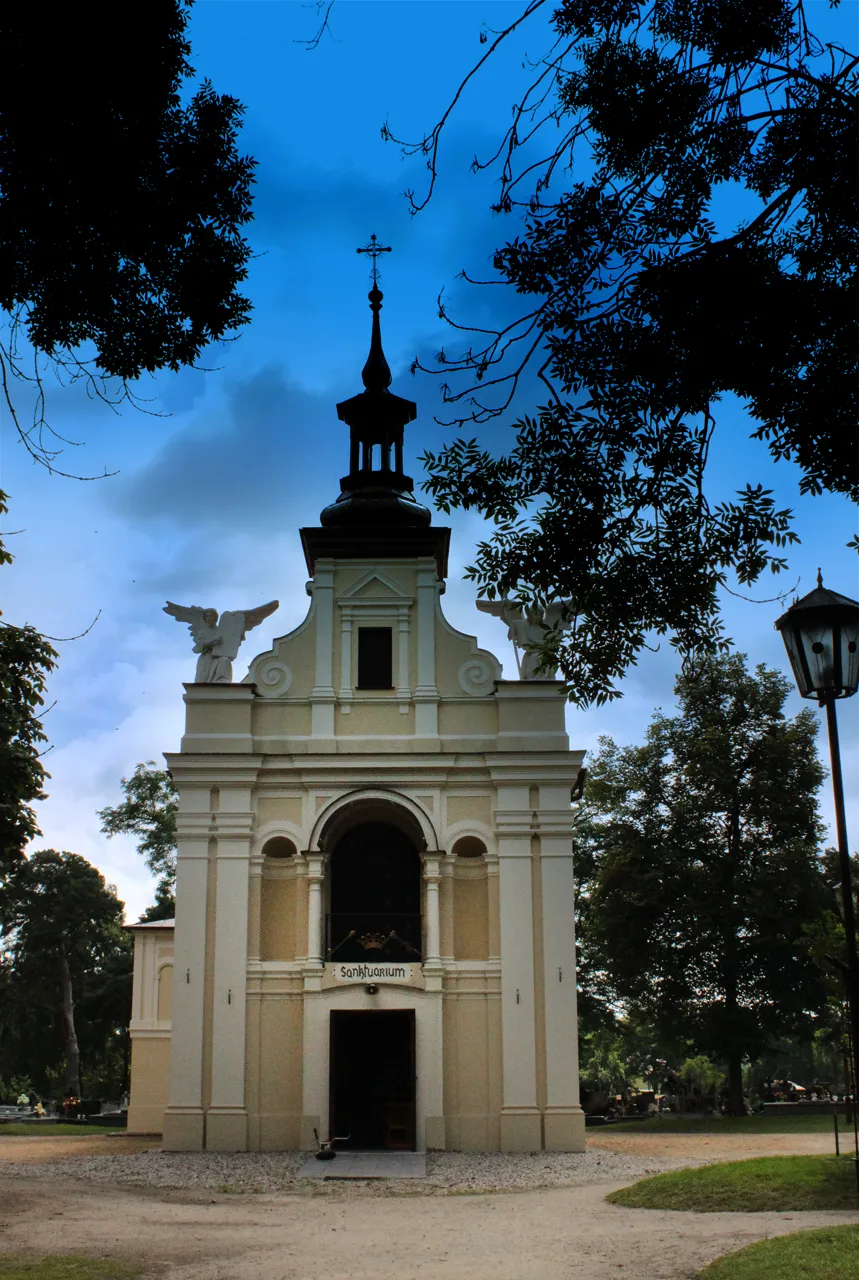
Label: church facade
xmin=127 ymin=280 xmax=585 ymax=1153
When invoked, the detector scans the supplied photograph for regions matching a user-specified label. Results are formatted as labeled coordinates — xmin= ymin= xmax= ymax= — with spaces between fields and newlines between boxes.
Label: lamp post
xmin=775 ymin=571 xmax=859 ymax=1190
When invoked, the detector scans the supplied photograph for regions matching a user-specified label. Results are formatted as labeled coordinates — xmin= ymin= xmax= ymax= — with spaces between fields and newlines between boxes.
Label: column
xmin=300 ymin=853 xmax=327 ymax=1148
xmin=162 ymin=787 xmax=211 ymax=1152
xmin=439 ymin=857 xmax=455 ymax=965
xmin=423 ymin=854 xmax=442 ymax=966
xmin=538 ymin=785 xmax=585 ymax=1152
xmin=310 ymin=564 xmax=336 ymax=739
xmin=495 ymin=786 xmax=541 ymax=1152
xmin=422 ymin=852 xmax=445 ymax=1148
xmin=207 ymin=789 xmax=253 ymax=1151
xmin=306 ymin=853 xmax=324 ymax=964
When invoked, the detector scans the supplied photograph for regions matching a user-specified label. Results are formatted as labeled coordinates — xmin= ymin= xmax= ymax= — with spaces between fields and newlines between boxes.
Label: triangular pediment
xmin=339 ymin=569 xmax=412 ymax=601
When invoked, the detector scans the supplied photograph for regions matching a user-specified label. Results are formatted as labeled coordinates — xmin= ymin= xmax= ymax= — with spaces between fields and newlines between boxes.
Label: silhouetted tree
xmin=0 ymin=507 xmax=57 ymax=881
xmin=0 ymin=2 xmax=255 ymax=472
xmin=384 ymin=0 xmax=859 ymax=703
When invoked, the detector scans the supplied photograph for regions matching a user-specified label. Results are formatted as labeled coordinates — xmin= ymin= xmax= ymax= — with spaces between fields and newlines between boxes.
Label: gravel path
xmin=0 ymin=1146 xmax=700 ymax=1194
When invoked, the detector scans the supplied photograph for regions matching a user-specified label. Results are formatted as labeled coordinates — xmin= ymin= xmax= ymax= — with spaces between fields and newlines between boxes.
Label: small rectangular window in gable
xmin=357 ymin=627 xmax=393 ymax=689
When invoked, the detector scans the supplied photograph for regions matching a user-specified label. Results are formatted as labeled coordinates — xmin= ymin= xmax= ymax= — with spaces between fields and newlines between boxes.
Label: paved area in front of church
xmin=297 ymin=1150 xmax=427 ymax=1178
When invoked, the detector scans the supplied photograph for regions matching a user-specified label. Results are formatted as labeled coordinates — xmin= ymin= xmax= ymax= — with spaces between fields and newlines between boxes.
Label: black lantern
xmin=776 ymin=570 xmax=859 ymax=1201
xmin=774 ymin=571 xmax=859 ymax=702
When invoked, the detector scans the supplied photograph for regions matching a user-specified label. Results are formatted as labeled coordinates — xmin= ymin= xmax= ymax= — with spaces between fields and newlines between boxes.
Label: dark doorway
xmin=327 ymin=822 xmax=422 ymax=962
xmin=329 ymin=1010 xmax=416 ymax=1150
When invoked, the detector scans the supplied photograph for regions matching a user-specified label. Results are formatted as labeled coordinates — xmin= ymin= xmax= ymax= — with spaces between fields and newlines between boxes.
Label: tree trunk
xmin=723 ymin=802 xmax=746 ymax=1117
xmin=726 ymin=1047 xmax=745 ymax=1117
xmin=59 ymin=950 xmax=81 ymax=1097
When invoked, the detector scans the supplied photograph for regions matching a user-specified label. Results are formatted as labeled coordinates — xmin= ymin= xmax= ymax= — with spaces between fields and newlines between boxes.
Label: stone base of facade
xmin=500 ymin=1107 xmax=543 ymax=1152
xmin=543 ymin=1106 xmax=586 ymax=1152
xmin=248 ymin=1113 xmax=303 ymax=1151
xmin=126 ymin=1104 xmax=165 ymax=1135
xmin=300 ymin=1114 xmax=321 ymax=1150
xmin=160 ymin=1105 xmax=581 ymax=1152
xmin=162 ymin=1107 xmax=205 ymax=1151
xmin=424 ymin=1114 xmax=446 ymax=1149
xmin=206 ymin=1107 xmax=248 ymax=1151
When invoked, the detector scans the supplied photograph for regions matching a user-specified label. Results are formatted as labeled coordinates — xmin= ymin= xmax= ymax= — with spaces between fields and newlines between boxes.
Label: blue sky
xmin=2 ymin=0 xmax=857 ymax=920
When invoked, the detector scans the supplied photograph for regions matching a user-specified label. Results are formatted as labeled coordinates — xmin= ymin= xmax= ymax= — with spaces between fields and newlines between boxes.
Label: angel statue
xmin=164 ymin=600 xmax=279 ymax=683
xmin=476 ymin=598 xmax=573 ymax=680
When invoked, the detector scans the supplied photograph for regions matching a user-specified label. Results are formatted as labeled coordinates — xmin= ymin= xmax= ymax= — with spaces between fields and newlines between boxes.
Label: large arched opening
xmin=326 ymin=820 xmax=422 ymax=963
xmin=316 ymin=796 xmax=429 ymax=1151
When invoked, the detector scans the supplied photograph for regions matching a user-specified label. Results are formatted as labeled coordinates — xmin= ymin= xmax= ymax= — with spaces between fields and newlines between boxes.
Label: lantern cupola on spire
xmin=320 ymin=235 xmax=431 ymax=529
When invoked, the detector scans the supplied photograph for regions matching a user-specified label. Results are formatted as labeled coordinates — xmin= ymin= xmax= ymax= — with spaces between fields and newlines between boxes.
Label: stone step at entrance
xmin=298 ymin=1150 xmax=427 ymax=1179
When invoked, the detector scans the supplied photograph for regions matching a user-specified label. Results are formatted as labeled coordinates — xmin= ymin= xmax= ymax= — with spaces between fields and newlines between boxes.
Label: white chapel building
xmin=127 ymin=280 xmax=586 ymax=1153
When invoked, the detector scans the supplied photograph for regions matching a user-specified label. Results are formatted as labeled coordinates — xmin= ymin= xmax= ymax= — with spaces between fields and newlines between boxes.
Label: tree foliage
xmin=0 ymin=2 xmax=255 ymax=470
xmin=386 ymin=0 xmax=859 ymax=703
xmin=98 ymin=762 xmax=178 ymax=921
xmin=576 ymin=652 xmax=831 ymax=1113
xmin=1 ymin=851 xmax=129 ymax=1097
xmin=0 ymin=518 xmax=57 ymax=879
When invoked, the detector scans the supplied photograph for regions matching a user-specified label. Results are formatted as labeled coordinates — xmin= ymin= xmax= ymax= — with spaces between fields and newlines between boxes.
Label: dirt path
xmin=588 ymin=1129 xmax=837 ymax=1162
xmin=0 ymin=1135 xmax=160 ymax=1164
xmin=1 ymin=1176 xmax=856 ymax=1280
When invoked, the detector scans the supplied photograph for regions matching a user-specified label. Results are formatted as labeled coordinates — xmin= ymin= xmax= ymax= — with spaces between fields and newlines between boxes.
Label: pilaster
xmin=206 ymin=793 xmax=254 ymax=1151
xmin=247 ymin=853 xmax=264 ymax=963
xmin=310 ymin=564 xmax=336 ymax=741
xmin=439 ymin=856 xmax=455 ymax=964
xmin=494 ymin=788 xmax=541 ymax=1151
xmin=537 ymin=787 xmax=585 ymax=1152
xmin=413 ymin=563 xmax=440 ymax=740
xmin=162 ymin=789 xmax=211 ymax=1151
xmin=338 ymin=614 xmax=353 ymax=706
xmin=396 ymin=613 xmax=411 ymax=704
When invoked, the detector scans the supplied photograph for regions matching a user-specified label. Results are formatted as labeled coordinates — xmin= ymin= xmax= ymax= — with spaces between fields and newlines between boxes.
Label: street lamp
xmin=776 ymin=571 xmax=859 ymax=1190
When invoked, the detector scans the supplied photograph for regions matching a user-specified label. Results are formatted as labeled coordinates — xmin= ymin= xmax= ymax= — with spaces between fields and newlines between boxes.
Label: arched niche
xmin=452 ymin=835 xmax=487 ymax=859
xmin=259 ymin=836 xmax=299 ymax=962
xmin=157 ymin=964 xmax=174 ymax=1021
xmin=262 ymin=836 xmax=297 ymax=860
xmin=451 ymin=837 xmax=490 ymax=960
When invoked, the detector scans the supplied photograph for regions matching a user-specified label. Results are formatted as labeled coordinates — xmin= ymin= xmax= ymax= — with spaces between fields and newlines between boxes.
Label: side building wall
xmin=127 ymin=922 xmax=174 ymax=1134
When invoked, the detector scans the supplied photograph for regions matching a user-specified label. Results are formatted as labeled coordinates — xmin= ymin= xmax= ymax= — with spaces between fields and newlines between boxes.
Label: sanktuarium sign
xmin=331 ymin=962 xmax=418 ymax=985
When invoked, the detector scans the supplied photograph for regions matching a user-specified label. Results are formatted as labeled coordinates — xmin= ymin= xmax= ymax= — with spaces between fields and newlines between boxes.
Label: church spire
xmin=357 ymin=234 xmax=393 ymax=392
xmin=318 ymin=236 xmax=431 ymax=530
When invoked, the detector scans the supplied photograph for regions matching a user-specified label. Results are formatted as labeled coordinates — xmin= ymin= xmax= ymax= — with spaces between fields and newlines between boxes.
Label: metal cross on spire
xmin=356 ymin=233 xmax=392 ymax=287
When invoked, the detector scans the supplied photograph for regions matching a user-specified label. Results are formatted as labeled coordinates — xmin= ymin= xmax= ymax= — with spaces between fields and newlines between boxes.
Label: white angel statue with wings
xmin=164 ymin=600 xmax=279 ymax=683
xmin=476 ymin=598 xmax=572 ymax=680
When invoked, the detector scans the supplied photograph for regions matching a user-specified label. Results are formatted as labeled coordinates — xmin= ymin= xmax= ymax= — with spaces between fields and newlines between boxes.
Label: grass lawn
xmin=696 ymin=1225 xmax=859 ymax=1278
xmin=0 ymin=1259 xmax=141 ymax=1280
xmin=606 ymin=1113 xmax=843 ymax=1135
xmin=0 ymin=1124 xmax=125 ymax=1137
xmin=607 ymin=1155 xmax=857 ymax=1212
